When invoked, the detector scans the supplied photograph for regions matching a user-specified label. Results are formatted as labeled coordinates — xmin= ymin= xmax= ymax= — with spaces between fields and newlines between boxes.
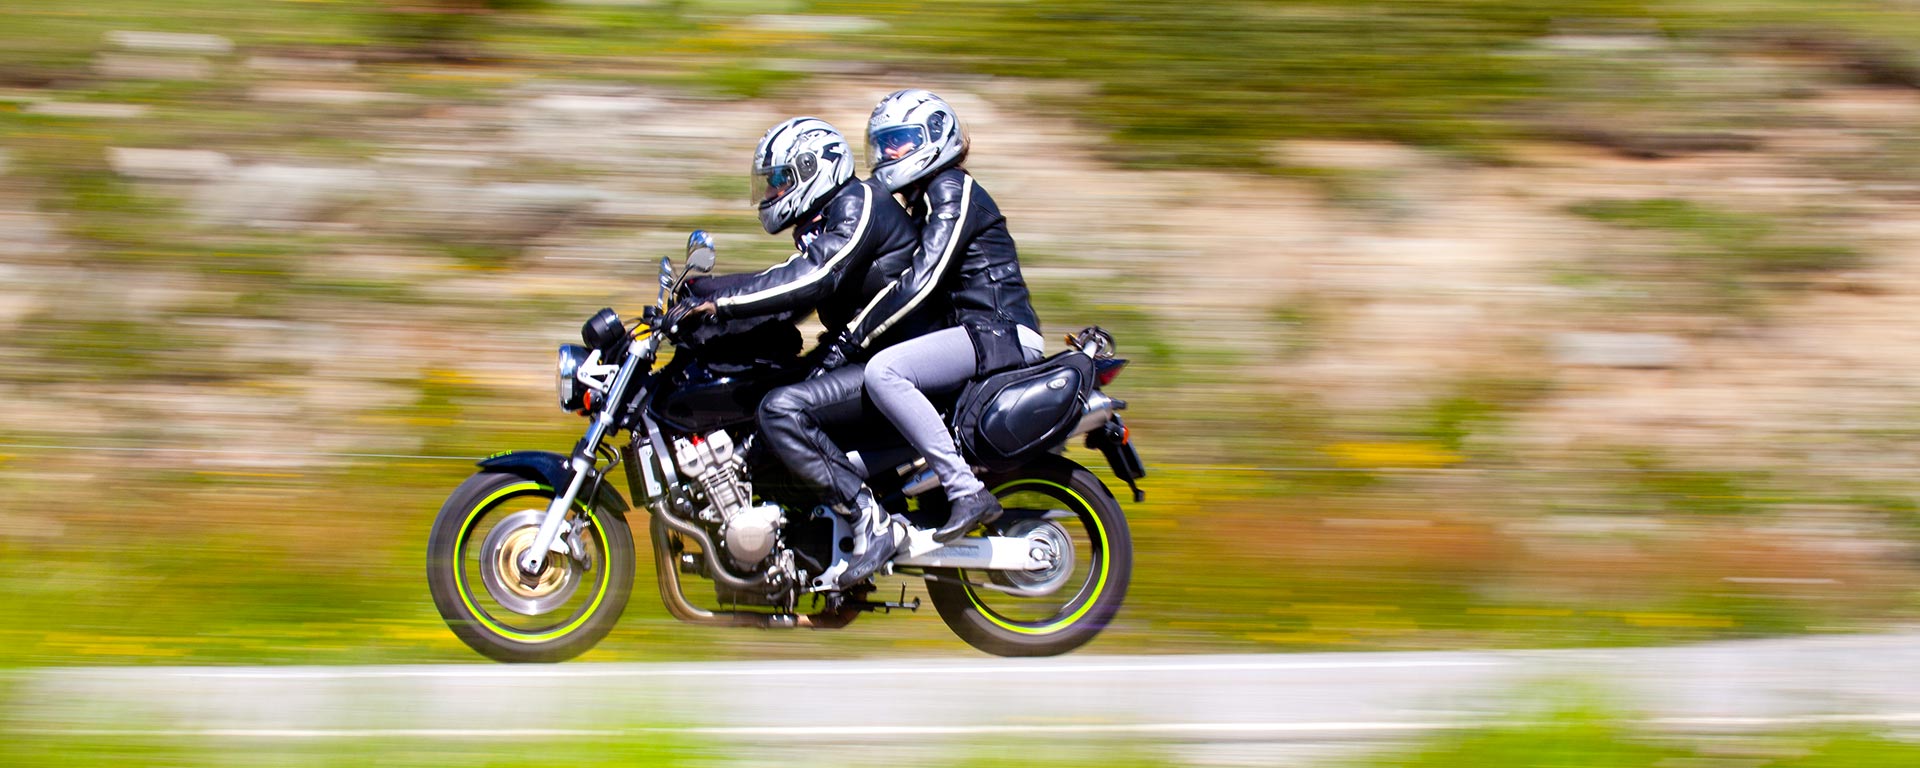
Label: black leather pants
xmin=756 ymin=364 xmax=868 ymax=508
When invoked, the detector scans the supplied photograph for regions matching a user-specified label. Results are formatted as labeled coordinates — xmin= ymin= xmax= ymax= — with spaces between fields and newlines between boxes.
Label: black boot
xmin=826 ymin=490 xmax=899 ymax=590
xmin=935 ymin=488 xmax=1002 ymax=543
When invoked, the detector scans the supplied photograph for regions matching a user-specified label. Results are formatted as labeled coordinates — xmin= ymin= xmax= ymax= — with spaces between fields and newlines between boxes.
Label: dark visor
xmin=869 ymin=124 xmax=927 ymax=167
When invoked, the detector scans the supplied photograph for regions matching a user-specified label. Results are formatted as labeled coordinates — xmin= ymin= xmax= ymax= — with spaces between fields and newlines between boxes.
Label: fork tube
xmin=518 ymin=353 xmax=643 ymax=577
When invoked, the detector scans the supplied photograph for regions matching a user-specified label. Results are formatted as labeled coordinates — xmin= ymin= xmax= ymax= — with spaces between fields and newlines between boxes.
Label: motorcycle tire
xmin=925 ymin=456 xmax=1132 ymax=657
xmin=427 ymin=471 xmax=634 ymax=663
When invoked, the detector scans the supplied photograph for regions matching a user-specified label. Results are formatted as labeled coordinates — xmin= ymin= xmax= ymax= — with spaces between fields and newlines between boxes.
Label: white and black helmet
xmin=867 ymin=89 xmax=968 ymax=193
xmin=752 ymin=117 xmax=856 ymax=234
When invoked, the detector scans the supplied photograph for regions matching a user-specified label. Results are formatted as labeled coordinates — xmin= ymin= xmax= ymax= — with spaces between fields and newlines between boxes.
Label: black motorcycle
xmin=427 ymin=232 xmax=1145 ymax=660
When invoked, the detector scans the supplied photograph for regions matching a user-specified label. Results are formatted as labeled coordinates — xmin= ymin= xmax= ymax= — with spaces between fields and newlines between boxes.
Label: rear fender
xmin=477 ymin=450 xmax=630 ymax=517
xmin=1083 ymin=416 xmax=1146 ymax=503
xmin=988 ymin=456 xmax=1126 ymax=525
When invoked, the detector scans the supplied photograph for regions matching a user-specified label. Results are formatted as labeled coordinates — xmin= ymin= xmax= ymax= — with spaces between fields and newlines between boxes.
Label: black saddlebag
xmin=952 ymin=352 xmax=1095 ymax=471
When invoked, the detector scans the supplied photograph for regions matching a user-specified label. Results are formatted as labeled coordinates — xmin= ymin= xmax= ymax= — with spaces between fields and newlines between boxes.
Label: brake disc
xmin=478 ymin=509 xmax=584 ymax=615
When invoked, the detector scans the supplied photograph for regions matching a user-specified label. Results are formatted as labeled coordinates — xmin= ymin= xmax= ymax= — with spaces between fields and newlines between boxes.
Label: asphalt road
xmin=13 ymin=632 xmax=1920 ymax=765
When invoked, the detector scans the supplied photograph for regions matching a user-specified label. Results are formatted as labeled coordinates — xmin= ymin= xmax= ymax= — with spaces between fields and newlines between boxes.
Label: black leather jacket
xmin=703 ymin=177 xmax=920 ymax=337
xmin=843 ymin=168 xmax=1040 ymax=351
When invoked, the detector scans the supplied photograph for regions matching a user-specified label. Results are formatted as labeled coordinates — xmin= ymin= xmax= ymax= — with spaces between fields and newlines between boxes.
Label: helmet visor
xmin=752 ymin=163 xmax=798 ymax=206
xmin=869 ymin=124 xmax=928 ymax=168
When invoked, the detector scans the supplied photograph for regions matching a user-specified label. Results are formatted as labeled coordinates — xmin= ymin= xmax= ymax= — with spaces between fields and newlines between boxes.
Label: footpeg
xmin=809 ymin=561 xmax=850 ymax=593
xmin=900 ymin=525 xmax=944 ymax=558
xmin=850 ymin=584 xmax=921 ymax=614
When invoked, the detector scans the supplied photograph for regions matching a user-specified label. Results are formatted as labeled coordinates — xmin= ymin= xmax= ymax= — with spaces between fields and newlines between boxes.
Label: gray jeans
xmin=865 ymin=325 xmax=1044 ymax=500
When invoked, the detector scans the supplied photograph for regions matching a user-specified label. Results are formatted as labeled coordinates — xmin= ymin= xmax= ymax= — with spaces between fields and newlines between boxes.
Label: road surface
xmin=12 ymin=632 xmax=1920 ymax=765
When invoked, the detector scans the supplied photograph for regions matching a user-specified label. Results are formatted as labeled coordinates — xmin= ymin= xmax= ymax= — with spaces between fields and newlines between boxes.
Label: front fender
xmin=477 ymin=450 xmax=630 ymax=517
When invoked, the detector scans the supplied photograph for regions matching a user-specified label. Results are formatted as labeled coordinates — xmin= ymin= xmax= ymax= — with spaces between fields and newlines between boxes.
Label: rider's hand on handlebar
xmin=665 ymin=301 xmax=716 ymax=334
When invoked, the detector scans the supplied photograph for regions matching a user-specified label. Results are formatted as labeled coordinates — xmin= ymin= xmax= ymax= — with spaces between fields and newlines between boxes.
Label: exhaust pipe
xmin=649 ymin=507 xmax=857 ymax=630
xmin=1067 ymin=390 xmax=1120 ymax=440
xmin=652 ymin=501 xmax=778 ymax=594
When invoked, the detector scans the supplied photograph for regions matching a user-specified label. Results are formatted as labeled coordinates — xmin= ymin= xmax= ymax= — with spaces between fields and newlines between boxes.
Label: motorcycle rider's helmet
xmin=752 ymin=116 xmax=855 ymax=235
xmin=867 ymin=89 xmax=968 ymax=194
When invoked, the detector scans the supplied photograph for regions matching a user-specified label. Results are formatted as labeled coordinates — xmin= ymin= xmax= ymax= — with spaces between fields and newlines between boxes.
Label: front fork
xmin=518 ymin=353 xmax=643 ymax=579
xmin=517 ymin=454 xmax=594 ymax=580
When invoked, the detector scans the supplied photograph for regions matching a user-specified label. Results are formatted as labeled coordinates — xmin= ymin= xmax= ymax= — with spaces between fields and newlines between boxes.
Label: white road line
xmin=13 ymin=722 xmax=1470 ymax=740
xmin=26 ymin=714 xmax=1920 ymax=740
xmin=21 ymin=728 xmax=622 ymax=739
xmin=164 ymin=658 xmax=1506 ymax=681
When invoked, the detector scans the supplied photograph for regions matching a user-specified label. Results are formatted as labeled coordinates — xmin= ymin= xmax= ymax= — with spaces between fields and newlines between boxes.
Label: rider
xmin=817 ymin=89 xmax=1045 ymax=542
xmin=684 ymin=116 xmax=926 ymax=590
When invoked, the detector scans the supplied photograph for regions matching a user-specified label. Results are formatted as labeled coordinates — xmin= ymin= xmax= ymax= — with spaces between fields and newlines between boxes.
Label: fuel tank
xmin=650 ymin=359 xmax=798 ymax=433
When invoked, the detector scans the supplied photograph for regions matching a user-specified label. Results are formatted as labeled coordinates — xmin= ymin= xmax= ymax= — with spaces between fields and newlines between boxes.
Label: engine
xmin=672 ymin=430 xmax=782 ymax=570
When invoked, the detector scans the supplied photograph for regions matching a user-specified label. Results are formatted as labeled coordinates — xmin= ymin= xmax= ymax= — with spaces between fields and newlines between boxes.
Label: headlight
xmin=556 ymin=344 xmax=589 ymax=412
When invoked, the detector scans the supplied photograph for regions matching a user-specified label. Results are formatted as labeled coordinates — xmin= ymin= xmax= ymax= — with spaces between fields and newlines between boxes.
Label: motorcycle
xmin=426 ymin=231 xmax=1146 ymax=660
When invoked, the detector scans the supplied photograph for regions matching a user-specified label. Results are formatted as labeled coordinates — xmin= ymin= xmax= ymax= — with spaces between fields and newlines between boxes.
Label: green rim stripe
xmin=964 ymin=478 xmax=1109 ymax=636
xmin=453 ymin=482 xmax=611 ymax=644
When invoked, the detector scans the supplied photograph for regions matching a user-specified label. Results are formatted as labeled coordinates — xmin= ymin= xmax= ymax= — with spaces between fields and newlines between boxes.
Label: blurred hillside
xmin=8 ymin=0 xmax=1920 ymax=665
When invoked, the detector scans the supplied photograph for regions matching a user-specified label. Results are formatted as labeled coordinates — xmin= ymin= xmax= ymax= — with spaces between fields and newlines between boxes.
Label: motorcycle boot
xmin=814 ymin=487 xmax=904 ymax=591
xmin=934 ymin=488 xmax=1002 ymax=543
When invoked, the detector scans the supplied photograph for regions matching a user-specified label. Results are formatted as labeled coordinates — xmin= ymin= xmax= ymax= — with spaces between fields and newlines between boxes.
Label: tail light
xmin=1094 ymin=358 xmax=1128 ymax=387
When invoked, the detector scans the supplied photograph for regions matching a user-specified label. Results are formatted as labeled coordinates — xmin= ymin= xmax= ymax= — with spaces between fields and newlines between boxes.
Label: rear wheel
xmin=925 ymin=457 xmax=1132 ymax=657
xmin=427 ymin=472 xmax=634 ymax=663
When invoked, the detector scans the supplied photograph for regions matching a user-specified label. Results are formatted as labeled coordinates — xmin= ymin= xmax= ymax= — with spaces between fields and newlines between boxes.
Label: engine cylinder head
xmin=671 ymin=429 xmax=775 ymax=569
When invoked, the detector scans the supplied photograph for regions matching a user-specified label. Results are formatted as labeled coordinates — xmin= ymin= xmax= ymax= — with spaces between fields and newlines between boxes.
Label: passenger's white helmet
xmin=752 ymin=117 xmax=855 ymax=234
xmin=867 ymin=89 xmax=968 ymax=193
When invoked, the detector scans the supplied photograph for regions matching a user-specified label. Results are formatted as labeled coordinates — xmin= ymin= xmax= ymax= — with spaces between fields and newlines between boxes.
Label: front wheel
xmin=427 ymin=472 xmax=634 ymax=663
xmin=925 ymin=457 xmax=1133 ymax=657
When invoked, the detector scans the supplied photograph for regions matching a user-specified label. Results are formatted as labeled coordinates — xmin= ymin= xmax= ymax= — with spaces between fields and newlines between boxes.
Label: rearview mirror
xmin=686 ymin=230 xmax=717 ymax=273
xmin=687 ymin=247 xmax=716 ymax=274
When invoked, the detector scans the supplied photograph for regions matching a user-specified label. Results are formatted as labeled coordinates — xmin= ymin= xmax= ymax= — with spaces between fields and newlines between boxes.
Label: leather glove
xmin=665 ymin=301 xmax=715 ymax=335
xmin=813 ymin=333 xmax=860 ymax=376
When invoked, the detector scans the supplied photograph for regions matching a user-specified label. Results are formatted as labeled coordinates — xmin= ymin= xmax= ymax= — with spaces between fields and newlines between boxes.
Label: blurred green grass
xmin=1353 ymin=704 xmax=1920 ymax=768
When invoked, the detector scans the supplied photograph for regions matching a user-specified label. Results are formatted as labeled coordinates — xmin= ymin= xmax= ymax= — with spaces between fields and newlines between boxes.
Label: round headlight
xmin=556 ymin=344 xmax=589 ymax=411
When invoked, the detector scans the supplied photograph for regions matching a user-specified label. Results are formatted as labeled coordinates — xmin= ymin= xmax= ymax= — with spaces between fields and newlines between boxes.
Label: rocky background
xmin=9 ymin=0 xmax=1920 ymax=664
